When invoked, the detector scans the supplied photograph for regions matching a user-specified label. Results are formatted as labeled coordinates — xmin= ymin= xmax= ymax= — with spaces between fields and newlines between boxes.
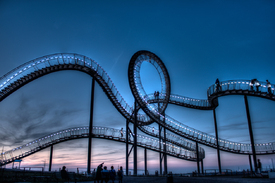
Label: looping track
xmin=0 ymin=51 xmax=275 ymax=165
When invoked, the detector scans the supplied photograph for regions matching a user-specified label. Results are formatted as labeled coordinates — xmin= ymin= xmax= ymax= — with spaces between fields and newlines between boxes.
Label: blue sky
xmin=0 ymin=0 xmax=275 ymax=173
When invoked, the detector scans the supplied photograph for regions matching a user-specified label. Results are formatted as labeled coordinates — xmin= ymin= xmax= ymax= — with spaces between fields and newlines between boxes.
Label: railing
xmin=139 ymin=94 xmax=275 ymax=153
xmin=0 ymin=54 xmax=275 ymax=157
xmin=204 ymin=169 xmax=233 ymax=175
xmin=141 ymin=125 xmax=205 ymax=158
xmin=169 ymin=94 xmax=211 ymax=108
xmin=0 ymin=54 xmax=134 ymax=117
xmin=207 ymin=80 xmax=275 ymax=97
xmin=0 ymin=126 xmax=199 ymax=165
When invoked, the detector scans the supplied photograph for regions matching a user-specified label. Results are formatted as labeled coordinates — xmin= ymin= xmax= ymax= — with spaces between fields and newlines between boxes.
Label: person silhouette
xmin=266 ymin=80 xmax=271 ymax=94
xmin=250 ymin=79 xmax=256 ymax=91
xmin=117 ymin=166 xmax=123 ymax=183
xmin=156 ymin=91 xmax=159 ymax=99
xmin=215 ymin=78 xmax=220 ymax=92
xmin=61 ymin=166 xmax=68 ymax=181
xmin=95 ymin=163 xmax=104 ymax=183
xmin=109 ymin=166 xmax=116 ymax=183
xmin=257 ymin=159 xmax=262 ymax=174
xmin=120 ymin=128 xmax=123 ymax=137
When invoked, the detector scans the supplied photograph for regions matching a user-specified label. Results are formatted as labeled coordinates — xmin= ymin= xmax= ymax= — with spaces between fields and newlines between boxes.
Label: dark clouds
xmin=0 ymin=93 xmax=85 ymax=147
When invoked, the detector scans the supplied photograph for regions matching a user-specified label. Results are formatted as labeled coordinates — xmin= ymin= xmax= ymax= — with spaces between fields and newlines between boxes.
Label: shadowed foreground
xmin=2 ymin=169 xmax=275 ymax=183
xmin=121 ymin=176 xmax=275 ymax=183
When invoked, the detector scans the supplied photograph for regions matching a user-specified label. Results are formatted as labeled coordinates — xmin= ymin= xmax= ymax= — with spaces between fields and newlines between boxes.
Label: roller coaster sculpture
xmin=0 ymin=51 xmax=274 ymax=174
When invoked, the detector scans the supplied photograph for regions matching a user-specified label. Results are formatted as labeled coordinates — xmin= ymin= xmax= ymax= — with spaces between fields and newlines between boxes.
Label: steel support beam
xmin=87 ymin=78 xmax=95 ymax=174
xmin=134 ymin=100 xmax=138 ymax=176
xmin=196 ymin=142 xmax=200 ymax=174
xmin=249 ymin=154 xmax=253 ymax=174
xmin=201 ymin=158 xmax=204 ymax=174
xmin=163 ymin=125 xmax=167 ymax=175
xmin=126 ymin=119 xmax=129 ymax=176
xmin=159 ymin=124 xmax=162 ymax=175
xmin=244 ymin=95 xmax=257 ymax=172
xmin=144 ymin=148 xmax=147 ymax=175
xmin=213 ymin=109 xmax=221 ymax=174
xmin=48 ymin=145 xmax=53 ymax=171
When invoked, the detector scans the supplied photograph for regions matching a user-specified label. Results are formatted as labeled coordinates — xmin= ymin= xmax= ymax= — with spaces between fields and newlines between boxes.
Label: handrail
xmin=0 ymin=53 xmax=274 ymax=156
xmin=0 ymin=126 xmax=200 ymax=165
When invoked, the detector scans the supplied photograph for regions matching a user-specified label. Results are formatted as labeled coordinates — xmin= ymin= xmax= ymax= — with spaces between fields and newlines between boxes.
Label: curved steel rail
xmin=0 ymin=126 xmax=201 ymax=166
xmin=128 ymin=51 xmax=275 ymax=155
xmin=0 ymin=52 xmax=274 ymax=156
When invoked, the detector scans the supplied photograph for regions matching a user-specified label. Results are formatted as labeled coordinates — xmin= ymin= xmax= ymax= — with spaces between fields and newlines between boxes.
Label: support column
xmin=144 ymin=148 xmax=147 ymax=175
xmin=249 ymin=155 xmax=253 ymax=174
xmin=126 ymin=119 xmax=129 ymax=176
xmin=201 ymin=158 xmax=204 ymax=174
xmin=213 ymin=109 xmax=221 ymax=174
xmin=244 ymin=95 xmax=257 ymax=172
xmin=49 ymin=145 xmax=53 ymax=171
xmin=87 ymin=78 xmax=95 ymax=174
xmin=196 ymin=142 xmax=200 ymax=174
xmin=134 ymin=100 xmax=138 ymax=176
xmin=163 ymin=126 xmax=167 ymax=175
xmin=159 ymin=124 xmax=162 ymax=175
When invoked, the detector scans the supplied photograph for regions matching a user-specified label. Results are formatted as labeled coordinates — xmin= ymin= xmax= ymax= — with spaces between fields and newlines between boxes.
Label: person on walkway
xmin=267 ymin=80 xmax=272 ymax=94
xmin=61 ymin=166 xmax=69 ymax=181
xmin=215 ymin=78 xmax=220 ymax=92
xmin=156 ymin=91 xmax=160 ymax=99
xmin=250 ymin=79 xmax=256 ymax=90
xmin=117 ymin=166 xmax=123 ymax=183
xmin=95 ymin=163 xmax=104 ymax=183
xmin=128 ymin=130 xmax=131 ymax=141
xmin=109 ymin=166 xmax=116 ymax=183
xmin=120 ymin=128 xmax=123 ymax=138
xmin=101 ymin=166 xmax=109 ymax=183
xmin=255 ymin=79 xmax=261 ymax=92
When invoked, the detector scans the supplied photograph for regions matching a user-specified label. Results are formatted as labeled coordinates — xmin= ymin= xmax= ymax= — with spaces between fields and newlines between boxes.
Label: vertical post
xmin=126 ymin=119 xmax=129 ymax=176
xmin=201 ymin=158 xmax=204 ymax=174
xmin=144 ymin=148 xmax=147 ymax=175
xmin=196 ymin=142 xmax=200 ymax=174
xmin=49 ymin=145 xmax=53 ymax=171
xmin=163 ymin=126 xmax=167 ymax=175
xmin=87 ymin=78 xmax=95 ymax=174
xmin=244 ymin=95 xmax=257 ymax=172
xmin=213 ymin=109 xmax=221 ymax=174
xmin=134 ymin=100 xmax=138 ymax=176
xmin=159 ymin=124 xmax=162 ymax=175
xmin=249 ymin=155 xmax=253 ymax=174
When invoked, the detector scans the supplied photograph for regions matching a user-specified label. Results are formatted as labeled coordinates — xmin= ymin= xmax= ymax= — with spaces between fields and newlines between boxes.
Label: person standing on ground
xmin=61 ymin=166 xmax=69 ymax=181
xmin=257 ymin=159 xmax=262 ymax=174
xmin=109 ymin=166 xmax=116 ymax=183
xmin=96 ymin=163 xmax=104 ymax=183
xmin=117 ymin=166 xmax=123 ymax=183
xmin=101 ymin=166 xmax=110 ymax=183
